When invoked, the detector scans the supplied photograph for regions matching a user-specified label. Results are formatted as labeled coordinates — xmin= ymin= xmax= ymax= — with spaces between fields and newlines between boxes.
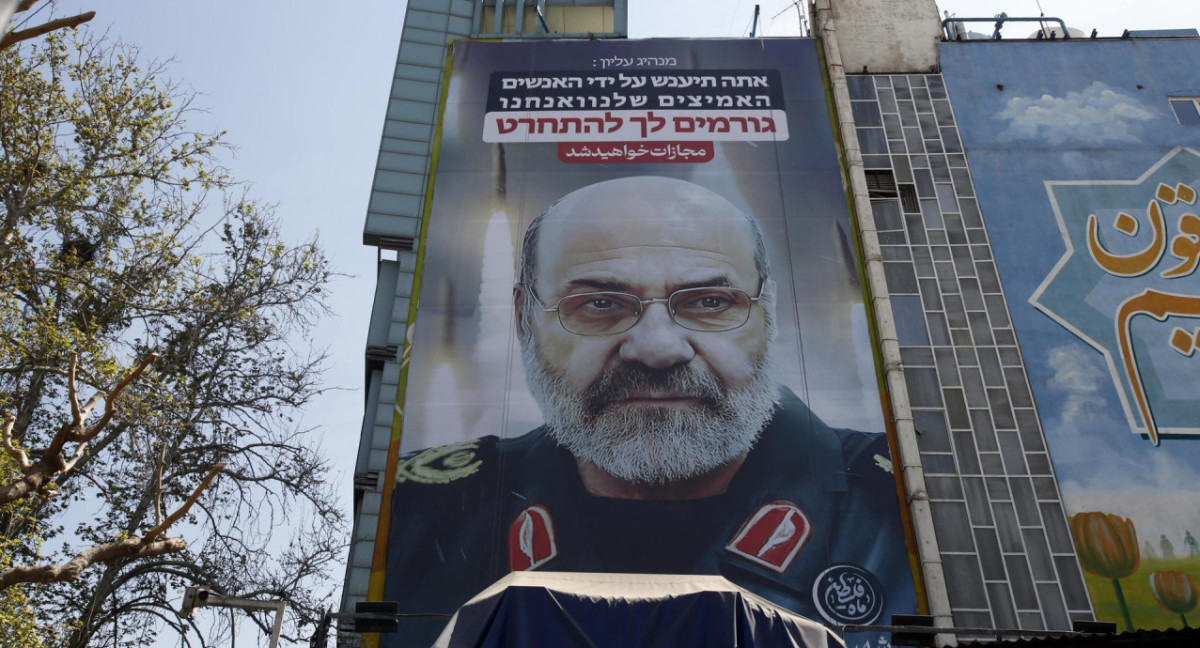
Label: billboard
xmin=379 ymin=38 xmax=916 ymax=647
xmin=941 ymin=39 xmax=1200 ymax=631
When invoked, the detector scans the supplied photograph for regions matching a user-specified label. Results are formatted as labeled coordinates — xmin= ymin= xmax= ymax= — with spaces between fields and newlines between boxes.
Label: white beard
xmin=521 ymin=342 xmax=780 ymax=487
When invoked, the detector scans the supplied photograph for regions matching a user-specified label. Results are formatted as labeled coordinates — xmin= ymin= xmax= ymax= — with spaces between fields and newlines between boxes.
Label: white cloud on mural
xmin=998 ymin=81 xmax=1157 ymax=145
xmin=1046 ymin=345 xmax=1200 ymax=500
xmin=1046 ymin=345 xmax=1107 ymax=421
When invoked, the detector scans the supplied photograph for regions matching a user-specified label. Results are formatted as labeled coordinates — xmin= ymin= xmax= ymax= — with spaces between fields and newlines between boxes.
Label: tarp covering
xmin=432 ymin=572 xmax=843 ymax=648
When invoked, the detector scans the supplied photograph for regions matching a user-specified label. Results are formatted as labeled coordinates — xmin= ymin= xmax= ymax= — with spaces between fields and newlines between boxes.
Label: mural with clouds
xmin=942 ymin=39 xmax=1200 ymax=630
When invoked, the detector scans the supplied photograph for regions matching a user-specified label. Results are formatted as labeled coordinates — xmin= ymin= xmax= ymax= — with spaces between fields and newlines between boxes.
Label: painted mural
xmin=942 ymin=39 xmax=1200 ymax=631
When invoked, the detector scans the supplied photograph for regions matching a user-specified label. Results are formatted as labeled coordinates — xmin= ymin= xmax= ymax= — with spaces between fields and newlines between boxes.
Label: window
xmin=864 ymin=170 xmax=898 ymax=199
xmin=1170 ymin=98 xmax=1200 ymax=126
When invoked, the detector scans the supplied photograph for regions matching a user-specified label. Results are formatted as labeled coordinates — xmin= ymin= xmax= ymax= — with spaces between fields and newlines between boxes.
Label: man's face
xmin=518 ymin=177 xmax=779 ymax=487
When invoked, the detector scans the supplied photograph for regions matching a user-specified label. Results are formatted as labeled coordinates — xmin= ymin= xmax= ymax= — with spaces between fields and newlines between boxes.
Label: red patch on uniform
xmin=725 ymin=501 xmax=812 ymax=573
xmin=508 ymin=505 xmax=558 ymax=571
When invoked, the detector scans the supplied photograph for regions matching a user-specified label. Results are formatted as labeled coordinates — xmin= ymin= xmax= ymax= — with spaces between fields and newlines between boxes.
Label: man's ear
xmin=761 ymin=277 xmax=779 ymax=341
xmin=513 ymin=285 xmax=530 ymax=339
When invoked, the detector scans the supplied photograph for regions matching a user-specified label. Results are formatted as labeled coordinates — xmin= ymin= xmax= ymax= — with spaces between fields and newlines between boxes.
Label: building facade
xmin=345 ymin=0 xmax=1200 ymax=645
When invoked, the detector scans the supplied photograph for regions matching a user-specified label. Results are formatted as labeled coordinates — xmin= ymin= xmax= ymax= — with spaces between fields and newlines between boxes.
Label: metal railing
xmin=943 ymin=15 xmax=1071 ymax=41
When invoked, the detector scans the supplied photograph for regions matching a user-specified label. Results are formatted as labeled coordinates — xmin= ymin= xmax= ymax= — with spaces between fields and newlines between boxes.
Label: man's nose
xmin=618 ymin=303 xmax=695 ymax=369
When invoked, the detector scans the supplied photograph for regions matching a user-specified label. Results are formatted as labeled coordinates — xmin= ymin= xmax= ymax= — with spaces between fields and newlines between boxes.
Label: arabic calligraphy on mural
xmin=1086 ymin=182 xmax=1200 ymax=444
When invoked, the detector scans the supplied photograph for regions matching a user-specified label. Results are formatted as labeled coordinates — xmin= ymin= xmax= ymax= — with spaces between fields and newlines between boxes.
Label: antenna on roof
xmin=750 ymin=4 xmax=761 ymax=37
xmin=771 ymin=1 xmax=807 ymax=37
xmin=1034 ymin=0 xmax=1048 ymax=39
xmin=992 ymin=11 xmax=1008 ymax=40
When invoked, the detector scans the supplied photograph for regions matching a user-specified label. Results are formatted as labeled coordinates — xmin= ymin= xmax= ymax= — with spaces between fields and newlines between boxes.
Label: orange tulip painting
xmin=1149 ymin=571 xmax=1199 ymax=628
xmin=1070 ymin=512 xmax=1140 ymax=631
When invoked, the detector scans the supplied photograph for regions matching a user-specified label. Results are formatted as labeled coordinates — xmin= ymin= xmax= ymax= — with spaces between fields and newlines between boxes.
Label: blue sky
xmin=13 ymin=0 xmax=1200 ymax=644
xmin=29 ymin=0 xmax=1195 ymax=520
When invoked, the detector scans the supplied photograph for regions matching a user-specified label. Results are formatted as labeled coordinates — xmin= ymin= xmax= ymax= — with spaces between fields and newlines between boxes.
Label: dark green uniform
xmin=383 ymin=389 xmax=916 ymax=648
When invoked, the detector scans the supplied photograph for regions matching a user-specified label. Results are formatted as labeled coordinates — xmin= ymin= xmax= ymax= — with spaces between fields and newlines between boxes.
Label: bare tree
xmin=0 ymin=23 xmax=344 ymax=648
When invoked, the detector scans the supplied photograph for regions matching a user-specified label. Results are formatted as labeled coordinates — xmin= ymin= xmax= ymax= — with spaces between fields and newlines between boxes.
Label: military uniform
xmin=383 ymin=389 xmax=916 ymax=648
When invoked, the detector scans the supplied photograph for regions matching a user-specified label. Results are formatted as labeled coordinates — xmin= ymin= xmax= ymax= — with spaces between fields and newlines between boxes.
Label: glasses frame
xmin=521 ymin=281 xmax=767 ymax=336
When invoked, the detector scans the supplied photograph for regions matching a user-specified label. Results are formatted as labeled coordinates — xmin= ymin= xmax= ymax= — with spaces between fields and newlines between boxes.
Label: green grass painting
xmin=1084 ymin=555 xmax=1200 ymax=630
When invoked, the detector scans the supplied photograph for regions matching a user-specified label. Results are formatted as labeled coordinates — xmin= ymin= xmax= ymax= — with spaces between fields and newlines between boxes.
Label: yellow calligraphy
xmin=1115 ymin=291 xmax=1200 ymax=445
xmin=1087 ymin=199 xmax=1166 ymax=277
xmin=1162 ymin=213 xmax=1200 ymax=278
xmin=1086 ymin=183 xmax=1200 ymax=445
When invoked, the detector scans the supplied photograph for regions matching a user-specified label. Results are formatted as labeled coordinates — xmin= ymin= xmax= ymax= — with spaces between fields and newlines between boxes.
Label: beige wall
xmin=830 ymin=0 xmax=942 ymax=73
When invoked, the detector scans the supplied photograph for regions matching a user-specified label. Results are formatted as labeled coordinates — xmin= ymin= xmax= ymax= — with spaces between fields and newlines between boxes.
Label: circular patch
xmin=811 ymin=564 xmax=885 ymax=626
xmin=396 ymin=441 xmax=482 ymax=484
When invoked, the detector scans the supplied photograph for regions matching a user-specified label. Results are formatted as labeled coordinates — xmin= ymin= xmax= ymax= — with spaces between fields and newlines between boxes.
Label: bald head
xmin=517 ymin=177 xmax=770 ymax=296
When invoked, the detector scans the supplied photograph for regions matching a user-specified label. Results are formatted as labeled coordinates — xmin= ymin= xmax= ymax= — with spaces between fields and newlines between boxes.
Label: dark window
xmin=899 ymin=183 xmax=921 ymax=213
xmin=1170 ymin=98 xmax=1200 ymax=126
xmin=865 ymin=169 xmax=898 ymax=198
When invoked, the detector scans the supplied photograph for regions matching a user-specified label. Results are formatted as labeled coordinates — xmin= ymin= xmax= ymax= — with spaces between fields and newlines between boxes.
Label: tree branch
xmin=82 ymin=352 xmax=159 ymax=440
xmin=0 ymin=537 xmax=186 ymax=589
xmin=145 ymin=462 xmax=223 ymax=542
xmin=68 ymin=353 xmax=83 ymax=429
xmin=0 ymin=353 xmax=158 ymax=505
xmin=1 ymin=413 xmax=32 ymax=471
xmin=0 ymin=12 xmax=96 ymax=51
xmin=0 ymin=462 xmax=224 ymax=590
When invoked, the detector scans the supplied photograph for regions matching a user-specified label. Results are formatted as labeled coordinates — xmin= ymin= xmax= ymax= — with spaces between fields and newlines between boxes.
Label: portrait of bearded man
xmin=383 ymin=176 xmax=915 ymax=647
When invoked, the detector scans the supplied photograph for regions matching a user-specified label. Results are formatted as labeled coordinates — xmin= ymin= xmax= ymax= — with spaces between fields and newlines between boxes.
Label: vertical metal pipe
xmin=268 ymin=601 xmax=286 ymax=648
xmin=812 ymin=0 xmax=955 ymax=644
xmin=472 ymin=0 xmax=485 ymax=35
xmin=493 ymin=0 xmax=505 ymax=34
xmin=613 ymin=0 xmax=627 ymax=35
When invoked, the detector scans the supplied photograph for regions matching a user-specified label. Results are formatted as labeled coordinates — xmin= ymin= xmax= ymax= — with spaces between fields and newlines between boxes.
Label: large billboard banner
xmin=380 ymin=38 xmax=917 ymax=647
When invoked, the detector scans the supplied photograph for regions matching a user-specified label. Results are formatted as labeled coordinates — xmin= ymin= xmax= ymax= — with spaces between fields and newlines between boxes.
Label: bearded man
xmin=383 ymin=177 xmax=915 ymax=647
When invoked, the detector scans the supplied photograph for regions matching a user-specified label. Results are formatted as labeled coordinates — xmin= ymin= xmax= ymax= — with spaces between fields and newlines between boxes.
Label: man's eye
xmin=586 ymin=298 xmax=616 ymax=310
xmin=683 ymin=294 xmax=733 ymax=311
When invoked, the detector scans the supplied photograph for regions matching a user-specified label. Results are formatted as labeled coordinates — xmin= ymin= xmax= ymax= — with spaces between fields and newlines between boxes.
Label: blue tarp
xmin=432 ymin=572 xmax=842 ymax=648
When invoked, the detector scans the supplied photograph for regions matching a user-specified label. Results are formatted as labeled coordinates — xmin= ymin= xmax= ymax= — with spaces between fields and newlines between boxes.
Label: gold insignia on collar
xmin=396 ymin=441 xmax=483 ymax=484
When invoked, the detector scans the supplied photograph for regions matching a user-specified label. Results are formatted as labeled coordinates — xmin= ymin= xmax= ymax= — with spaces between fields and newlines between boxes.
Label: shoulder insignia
xmin=873 ymin=453 xmax=893 ymax=474
xmin=811 ymin=564 xmax=885 ymax=625
xmin=508 ymin=505 xmax=558 ymax=571
xmin=726 ymin=501 xmax=812 ymax=573
xmin=396 ymin=441 xmax=483 ymax=484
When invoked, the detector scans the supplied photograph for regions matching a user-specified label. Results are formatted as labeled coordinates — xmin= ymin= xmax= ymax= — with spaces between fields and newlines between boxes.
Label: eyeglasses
xmin=523 ymin=284 xmax=765 ymax=336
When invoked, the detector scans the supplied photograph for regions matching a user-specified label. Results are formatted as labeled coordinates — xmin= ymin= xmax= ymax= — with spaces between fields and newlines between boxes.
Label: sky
xmin=11 ymin=0 xmax=1200 ymax=645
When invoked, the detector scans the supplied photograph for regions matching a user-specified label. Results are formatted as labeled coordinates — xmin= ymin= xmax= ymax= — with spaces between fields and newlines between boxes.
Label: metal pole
xmin=268 ymin=601 xmax=286 ymax=648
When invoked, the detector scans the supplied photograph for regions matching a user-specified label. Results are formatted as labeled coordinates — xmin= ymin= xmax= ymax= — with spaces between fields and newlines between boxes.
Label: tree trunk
xmin=67 ymin=559 xmax=123 ymax=648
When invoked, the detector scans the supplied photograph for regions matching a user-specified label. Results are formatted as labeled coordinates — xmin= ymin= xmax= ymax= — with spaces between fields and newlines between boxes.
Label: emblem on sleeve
xmin=395 ymin=441 xmax=482 ymax=484
xmin=725 ymin=501 xmax=811 ymax=573
xmin=812 ymin=564 xmax=885 ymax=625
xmin=508 ymin=505 xmax=558 ymax=571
